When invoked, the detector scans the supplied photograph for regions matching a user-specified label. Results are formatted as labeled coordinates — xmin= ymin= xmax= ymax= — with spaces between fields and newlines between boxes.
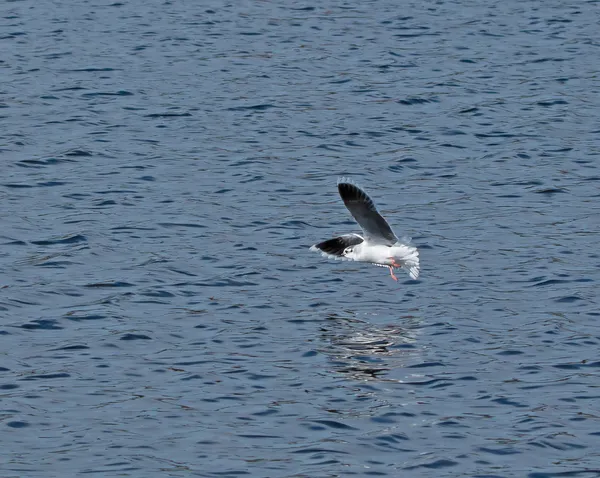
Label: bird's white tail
xmin=402 ymin=247 xmax=420 ymax=280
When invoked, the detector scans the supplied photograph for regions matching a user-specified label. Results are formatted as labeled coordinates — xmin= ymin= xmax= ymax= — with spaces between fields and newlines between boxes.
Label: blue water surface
xmin=1 ymin=0 xmax=600 ymax=476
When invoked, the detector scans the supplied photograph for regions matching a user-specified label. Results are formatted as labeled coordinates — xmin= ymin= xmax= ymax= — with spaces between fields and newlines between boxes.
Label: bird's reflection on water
xmin=318 ymin=312 xmax=422 ymax=381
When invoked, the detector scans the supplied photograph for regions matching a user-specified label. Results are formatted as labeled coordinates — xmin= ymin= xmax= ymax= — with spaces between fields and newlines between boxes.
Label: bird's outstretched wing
xmin=309 ymin=233 xmax=364 ymax=260
xmin=337 ymin=179 xmax=398 ymax=245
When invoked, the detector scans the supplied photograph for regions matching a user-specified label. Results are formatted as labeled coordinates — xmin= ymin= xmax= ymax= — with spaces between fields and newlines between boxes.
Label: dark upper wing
xmin=310 ymin=234 xmax=364 ymax=258
xmin=337 ymin=181 xmax=398 ymax=245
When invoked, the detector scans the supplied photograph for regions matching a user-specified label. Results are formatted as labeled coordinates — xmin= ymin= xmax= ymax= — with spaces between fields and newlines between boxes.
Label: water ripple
xmin=1 ymin=0 xmax=599 ymax=476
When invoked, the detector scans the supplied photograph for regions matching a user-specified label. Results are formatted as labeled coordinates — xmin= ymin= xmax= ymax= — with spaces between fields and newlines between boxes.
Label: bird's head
xmin=342 ymin=246 xmax=356 ymax=259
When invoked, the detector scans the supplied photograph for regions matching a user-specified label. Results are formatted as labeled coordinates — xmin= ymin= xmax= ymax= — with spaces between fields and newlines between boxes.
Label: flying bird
xmin=310 ymin=179 xmax=419 ymax=281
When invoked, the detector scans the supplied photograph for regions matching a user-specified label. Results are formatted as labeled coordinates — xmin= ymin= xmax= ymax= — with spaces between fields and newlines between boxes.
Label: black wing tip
xmin=310 ymin=235 xmax=364 ymax=257
xmin=337 ymin=179 xmax=363 ymax=197
xmin=337 ymin=179 xmax=370 ymax=205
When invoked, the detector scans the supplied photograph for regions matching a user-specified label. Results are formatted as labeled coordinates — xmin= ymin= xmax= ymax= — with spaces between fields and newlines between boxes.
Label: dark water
xmin=2 ymin=0 xmax=600 ymax=476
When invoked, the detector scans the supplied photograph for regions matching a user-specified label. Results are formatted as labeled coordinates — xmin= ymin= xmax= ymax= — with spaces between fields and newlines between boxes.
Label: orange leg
xmin=387 ymin=258 xmax=402 ymax=281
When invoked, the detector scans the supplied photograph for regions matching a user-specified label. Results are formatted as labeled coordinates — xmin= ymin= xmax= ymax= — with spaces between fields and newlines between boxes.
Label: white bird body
xmin=350 ymin=242 xmax=419 ymax=274
xmin=310 ymin=178 xmax=420 ymax=281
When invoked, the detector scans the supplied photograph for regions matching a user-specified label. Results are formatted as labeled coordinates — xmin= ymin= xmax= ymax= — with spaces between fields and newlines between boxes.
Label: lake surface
xmin=2 ymin=0 xmax=600 ymax=476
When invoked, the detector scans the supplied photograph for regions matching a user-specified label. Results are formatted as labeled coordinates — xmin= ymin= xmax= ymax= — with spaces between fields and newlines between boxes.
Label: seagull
xmin=310 ymin=178 xmax=419 ymax=281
